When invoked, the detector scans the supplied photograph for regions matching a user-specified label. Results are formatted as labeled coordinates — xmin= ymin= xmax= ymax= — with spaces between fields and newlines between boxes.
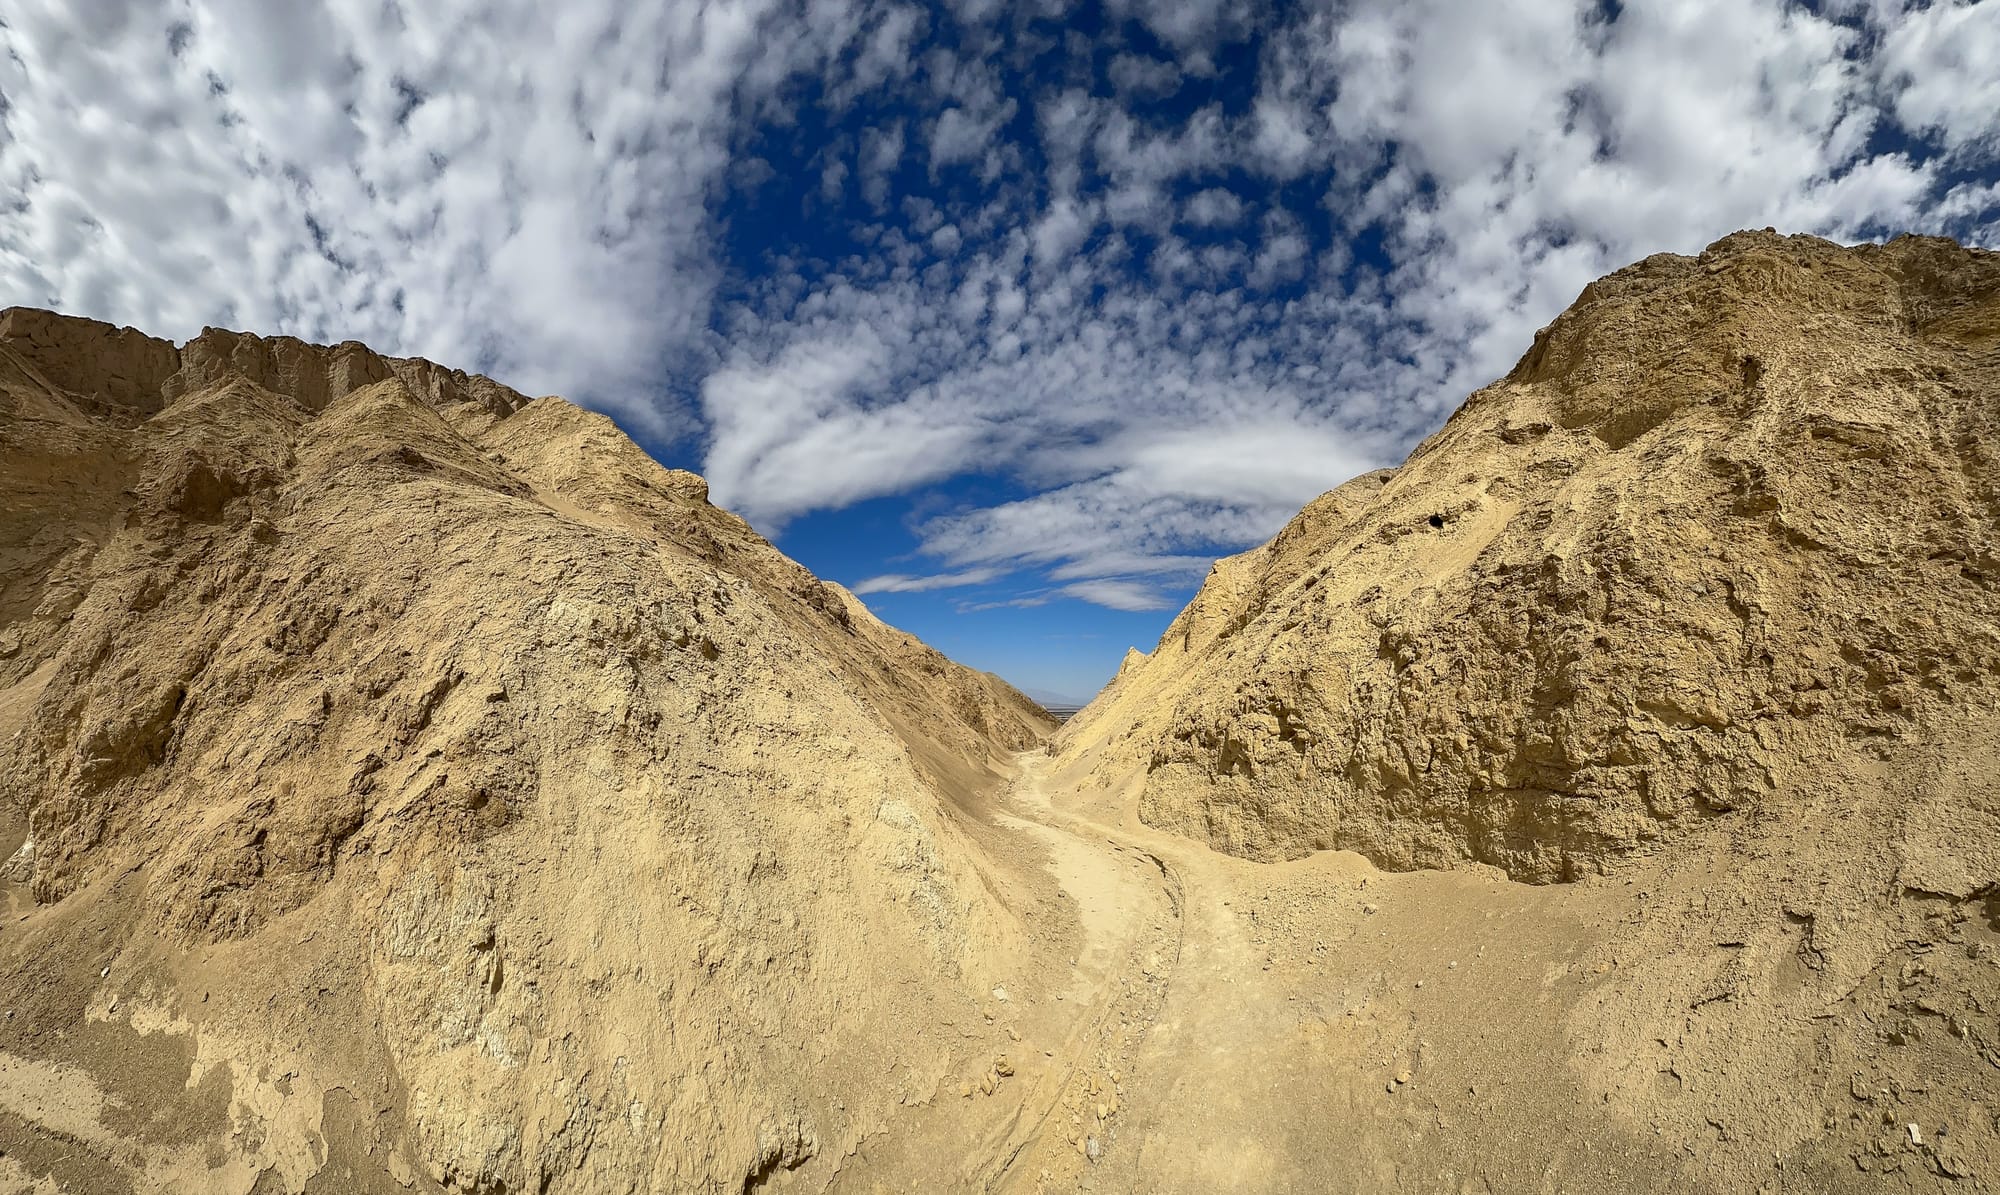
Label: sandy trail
xmin=984 ymin=752 xmax=1690 ymax=1195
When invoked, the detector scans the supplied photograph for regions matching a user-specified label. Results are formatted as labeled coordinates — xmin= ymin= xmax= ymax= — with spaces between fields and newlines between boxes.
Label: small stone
xmin=1395 ymin=1069 xmax=1413 ymax=1085
xmin=991 ymin=986 xmax=1009 ymax=1002
xmin=1448 ymin=961 xmax=1457 ymax=970
xmin=1908 ymin=1124 xmax=1921 ymax=1146
xmin=994 ymin=1056 xmax=1014 ymax=1077
xmin=99 ymin=967 xmax=109 ymax=978
xmin=1415 ymin=980 xmax=1424 ymax=989
xmin=1085 ymin=1136 xmax=1102 ymax=1162
xmin=1095 ymin=1102 xmax=1108 ymax=1120
xmin=1362 ymin=904 xmax=1378 ymax=915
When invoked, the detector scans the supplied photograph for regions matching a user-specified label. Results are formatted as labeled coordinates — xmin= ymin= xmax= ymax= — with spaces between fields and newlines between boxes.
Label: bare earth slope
xmin=1066 ymin=230 xmax=2000 ymax=884
xmin=0 ymin=308 xmax=1059 ymax=1194
xmin=1055 ymin=231 xmax=2000 ymax=1190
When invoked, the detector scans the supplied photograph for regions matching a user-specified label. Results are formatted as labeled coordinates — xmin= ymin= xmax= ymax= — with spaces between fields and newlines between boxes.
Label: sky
xmin=3 ymin=0 xmax=1998 ymax=703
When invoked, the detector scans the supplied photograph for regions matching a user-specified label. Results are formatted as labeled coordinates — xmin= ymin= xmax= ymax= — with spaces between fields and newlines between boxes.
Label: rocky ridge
xmin=1063 ymin=230 xmax=2000 ymax=886
xmin=0 ymin=307 xmax=1054 ymax=1194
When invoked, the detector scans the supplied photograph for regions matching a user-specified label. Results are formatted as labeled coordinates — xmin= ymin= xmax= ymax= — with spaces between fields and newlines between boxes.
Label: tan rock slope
xmin=1055 ymin=230 xmax=2000 ymax=1188
xmin=1067 ymin=230 xmax=2000 ymax=885
xmin=0 ymin=308 xmax=1056 ymax=1193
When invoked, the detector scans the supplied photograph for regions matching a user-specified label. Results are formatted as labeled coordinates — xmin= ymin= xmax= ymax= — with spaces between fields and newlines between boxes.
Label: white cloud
xmin=1104 ymin=0 xmax=1243 ymax=71
xmin=852 ymin=566 xmax=1004 ymax=594
xmin=1056 ymin=579 xmax=1176 ymax=612
xmin=859 ymin=121 xmax=907 ymax=210
xmin=1182 ymin=188 xmax=1246 ymax=227
xmin=1879 ymin=0 xmax=2000 ymax=157
xmin=1031 ymin=197 xmax=1095 ymax=269
xmin=1107 ymin=53 xmax=1181 ymax=100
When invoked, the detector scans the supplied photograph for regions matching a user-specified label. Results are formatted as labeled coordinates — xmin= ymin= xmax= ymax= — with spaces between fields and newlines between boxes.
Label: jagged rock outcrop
xmin=0 ymin=309 xmax=1053 ymax=1193
xmin=1061 ymin=231 xmax=2000 ymax=885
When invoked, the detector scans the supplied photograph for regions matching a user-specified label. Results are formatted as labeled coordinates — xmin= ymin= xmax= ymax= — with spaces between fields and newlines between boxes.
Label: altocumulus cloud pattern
xmin=3 ymin=0 xmax=1998 ymax=611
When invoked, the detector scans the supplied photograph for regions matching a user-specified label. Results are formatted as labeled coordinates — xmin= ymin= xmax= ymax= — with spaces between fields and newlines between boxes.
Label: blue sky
xmin=4 ymin=0 xmax=1998 ymax=702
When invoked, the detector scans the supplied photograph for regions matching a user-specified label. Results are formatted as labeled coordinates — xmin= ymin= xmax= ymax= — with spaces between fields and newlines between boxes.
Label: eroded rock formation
xmin=0 ymin=308 xmax=1053 ymax=1193
xmin=1062 ymin=231 xmax=2000 ymax=885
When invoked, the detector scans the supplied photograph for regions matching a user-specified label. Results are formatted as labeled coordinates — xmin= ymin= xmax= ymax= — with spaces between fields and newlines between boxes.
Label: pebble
xmin=1362 ymin=904 xmax=1379 ymax=915
xmin=992 ymin=986 xmax=1009 ymax=1002
xmin=1084 ymin=1136 xmax=1102 ymax=1162
xmin=1396 ymin=1069 xmax=1413 ymax=1084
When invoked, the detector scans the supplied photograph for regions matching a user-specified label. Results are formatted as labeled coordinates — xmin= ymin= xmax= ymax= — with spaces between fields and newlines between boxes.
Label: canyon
xmin=2 ymin=229 xmax=1996 ymax=1193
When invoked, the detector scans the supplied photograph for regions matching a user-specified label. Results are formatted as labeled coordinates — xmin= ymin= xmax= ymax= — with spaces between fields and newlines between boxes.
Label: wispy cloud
xmin=851 ymin=566 xmax=1005 ymax=594
xmin=1055 ymin=579 xmax=1178 ymax=612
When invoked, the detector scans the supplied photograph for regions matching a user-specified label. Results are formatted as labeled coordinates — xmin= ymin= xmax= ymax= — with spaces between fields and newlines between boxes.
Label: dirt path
xmin=982 ymin=752 xmax=1691 ymax=1195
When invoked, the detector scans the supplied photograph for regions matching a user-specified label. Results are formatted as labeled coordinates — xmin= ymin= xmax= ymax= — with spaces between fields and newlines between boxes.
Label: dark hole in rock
xmin=1427 ymin=514 xmax=1444 ymax=529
